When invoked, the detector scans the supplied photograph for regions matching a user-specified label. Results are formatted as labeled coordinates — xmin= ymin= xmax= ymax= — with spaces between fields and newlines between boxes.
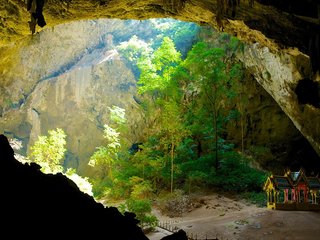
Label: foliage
xmin=119 ymin=198 xmax=158 ymax=229
xmin=29 ymin=128 xmax=66 ymax=174
xmin=117 ymin=35 xmax=152 ymax=78
xmin=210 ymin=151 xmax=268 ymax=192
xmin=89 ymin=105 xmax=129 ymax=180
xmin=129 ymin=176 xmax=153 ymax=199
xmin=117 ymin=35 xmax=152 ymax=63
xmin=180 ymin=39 xmax=243 ymax=170
xmin=137 ymin=36 xmax=182 ymax=96
xmin=28 ymin=129 xmax=94 ymax=196
xmin=108 ymin=105 xmax=127 ymax=125
xmin=159 ymin=99 xmax=190 ymax=193
xmin=91 ymin=177 xmax=113 ymax=200
xmin=149 ymin=19 xmax=200 ymax=57
xmin=116 ymin=19 xmax=199 ymax=78
xmin=136 ymin=36 xmax=191 ymax=193
xmin=91 ymin=30 xmax=267 ymax=206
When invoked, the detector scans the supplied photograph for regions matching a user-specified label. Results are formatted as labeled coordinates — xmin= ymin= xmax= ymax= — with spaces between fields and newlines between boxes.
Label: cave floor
xmin=147 ymin=193 xmax=320 ymax=240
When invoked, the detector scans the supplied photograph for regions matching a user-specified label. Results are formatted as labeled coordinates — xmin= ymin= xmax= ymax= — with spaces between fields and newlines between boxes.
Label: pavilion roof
xmin=272 ymin=176 xmax=292 ymax=189
xmin=307 ymin=177 xmax=320 ymax=190
xmin=265 ymin=169 xmax=320 ymax=191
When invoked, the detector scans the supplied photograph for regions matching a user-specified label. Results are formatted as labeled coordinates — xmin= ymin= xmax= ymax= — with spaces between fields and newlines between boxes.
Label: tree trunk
xmin=170 ymin=142 xmax=175 ymax=194
xmin=214 ymin=110 xmax=219 ymax=171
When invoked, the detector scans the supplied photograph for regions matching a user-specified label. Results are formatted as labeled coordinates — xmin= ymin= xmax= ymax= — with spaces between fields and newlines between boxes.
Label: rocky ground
xmin=146 ymin=193 xmax=320 ymax=240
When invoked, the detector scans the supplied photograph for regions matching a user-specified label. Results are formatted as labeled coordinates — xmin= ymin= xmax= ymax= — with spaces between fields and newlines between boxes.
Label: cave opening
xmin=4 ymin=17 xmax=320 ymax=198
xmin=295 ymin=78 xmax=320 ymax=108
xmin=2 ymin=14 xmax=320 ymax=239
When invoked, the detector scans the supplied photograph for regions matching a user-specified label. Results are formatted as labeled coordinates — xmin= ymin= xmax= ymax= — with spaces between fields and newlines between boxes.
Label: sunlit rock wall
xmin=238 ymin=44 xmax=320 ymax=156
xmin=25 ymin=51 xmax=142 ymax=174
xmin=0 ymin=20 xmax=145 ymax=176
xmin=0 ymin=19 xmax=144 ymax=111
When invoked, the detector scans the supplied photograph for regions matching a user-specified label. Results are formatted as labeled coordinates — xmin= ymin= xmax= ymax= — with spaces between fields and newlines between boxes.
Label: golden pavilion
xmin=263 ymin=169 xmax=320 ymax=210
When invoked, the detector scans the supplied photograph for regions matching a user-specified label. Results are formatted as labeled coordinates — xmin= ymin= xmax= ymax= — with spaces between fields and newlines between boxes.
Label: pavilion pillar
xmin=284 ymin=189 xmax=288 ymax=202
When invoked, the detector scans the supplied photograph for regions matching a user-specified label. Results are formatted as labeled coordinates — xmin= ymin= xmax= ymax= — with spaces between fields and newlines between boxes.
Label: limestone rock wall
xmin=225 ymin=72 xmax=320 ymax=173
xmin=0 ymin=19 xmax=142 ymax=112
xmin=239 ymin=44 xmax=320 ymax=155
xmin=29 ymin=57 xmax=142 ymax=175
xmin=0 ymin=20 xmax=145 ymax=176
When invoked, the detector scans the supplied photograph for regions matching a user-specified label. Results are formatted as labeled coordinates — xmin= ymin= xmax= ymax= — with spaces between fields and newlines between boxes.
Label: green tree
xmin=127 ymin=140 xmax=166 ymax=192
xmin=183 ymin=41 xmax=241 ymax=171
xmin=160 ymin=100 xmax=190 ymax=193
xmin=137 ymin=37 xmax=191 ymax=192
xmin=137 ymin=36 xmax=181 ymax=97
xmin=117 ymin=35 xmax=152 ymax=63
xmin=89 ymin=106 xmax=128 ymax=180
xmin=29 ymin=128 xmax=67 ymax=174
xmin=117 ymin=35 xmax=152 ymax=78
xmin=119 ymin=198 xmax=158 ymax=229
xmin=149 ymin=19 xmax=200 ymax=57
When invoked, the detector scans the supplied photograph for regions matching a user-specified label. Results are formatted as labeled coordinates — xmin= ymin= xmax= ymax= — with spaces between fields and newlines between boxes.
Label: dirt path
xmin=238 ymin=210 xmax=320 ymax=240
xmin=147 ymin=194 xmax=320 ymax=240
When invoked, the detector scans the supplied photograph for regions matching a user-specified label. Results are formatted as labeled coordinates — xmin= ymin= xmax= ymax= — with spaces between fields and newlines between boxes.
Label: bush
xmin=120 ymin=198 xmax=158 ymax=229
xmin=157 ymin=190 xmax=191 ymax=217
xmin=91 ymin=177 xmax=113 ymax=200
xmin=210 ymin=152 xmax=267 ymax=192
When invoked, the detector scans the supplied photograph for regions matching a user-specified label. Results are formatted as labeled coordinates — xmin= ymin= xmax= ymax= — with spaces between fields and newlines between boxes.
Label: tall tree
xmin=137 ymin=36 xmax=189 ymax=192
xmin=160 ymin=100 xmax=189 ymax=193
xmin=183 ymin=41 xmax=241 ymax=171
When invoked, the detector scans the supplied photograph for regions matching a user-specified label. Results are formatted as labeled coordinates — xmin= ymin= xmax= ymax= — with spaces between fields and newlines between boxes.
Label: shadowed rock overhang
xmin=1 ymin=0 xmax=319 ymax=68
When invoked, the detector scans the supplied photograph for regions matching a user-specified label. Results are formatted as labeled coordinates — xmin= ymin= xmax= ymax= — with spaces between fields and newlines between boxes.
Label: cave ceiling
xmin=1 ymin=0 xmax=319 ymax=59
xmin=0 ymin=0 xmax=320 ymax=156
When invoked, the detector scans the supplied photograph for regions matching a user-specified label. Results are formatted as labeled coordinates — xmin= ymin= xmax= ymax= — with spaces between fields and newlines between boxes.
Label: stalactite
xmin=165 ymin=0 xmax=185 ymax=13
xmin=227 ymin=0 xmax=238 ymax=18
xmin=216 ymin=0 xmax=226 ymax=30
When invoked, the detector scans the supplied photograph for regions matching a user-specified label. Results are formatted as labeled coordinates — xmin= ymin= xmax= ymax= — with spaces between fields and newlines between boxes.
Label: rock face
xmin=24 ymin=48 xmax=142 ymax=175
xmin=225 ymin=73 xmax=320 ymax=174
xmin=0 ymin=134 xmax=149 ymax=239
xmin=0 ymin=0 xmax=319 ymax=158
xmin=0 ymin=19 xmax=146 ymax=176
xmin=238 ymin=44 xmax=320 ymax=156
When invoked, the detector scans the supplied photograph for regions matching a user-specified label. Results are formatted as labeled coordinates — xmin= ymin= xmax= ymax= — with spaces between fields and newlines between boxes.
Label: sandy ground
xmin=146 ymin=194 xmax=320 ymax=240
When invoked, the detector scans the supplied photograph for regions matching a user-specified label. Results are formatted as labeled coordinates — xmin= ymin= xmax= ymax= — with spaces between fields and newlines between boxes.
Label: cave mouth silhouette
xmin=295 ymin=78 xmax=320 ymax=108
